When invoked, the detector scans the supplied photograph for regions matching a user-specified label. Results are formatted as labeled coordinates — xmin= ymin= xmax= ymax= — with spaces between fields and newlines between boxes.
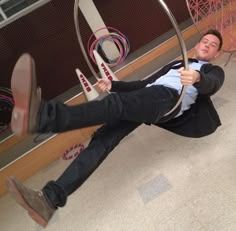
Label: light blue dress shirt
xmin=146 ymin=60 xmax=209 ymax=117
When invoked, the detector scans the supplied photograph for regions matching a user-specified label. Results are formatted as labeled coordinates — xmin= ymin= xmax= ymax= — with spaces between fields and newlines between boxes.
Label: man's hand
xmin=178 ymin=68 xmax=201 ymax=86
xmin=97 ymin=78 xmax=112 ymax=92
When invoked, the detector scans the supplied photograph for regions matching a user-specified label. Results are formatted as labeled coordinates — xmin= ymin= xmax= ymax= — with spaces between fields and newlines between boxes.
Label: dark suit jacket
xmin=111 ymin=59 xmax=225 ymax=138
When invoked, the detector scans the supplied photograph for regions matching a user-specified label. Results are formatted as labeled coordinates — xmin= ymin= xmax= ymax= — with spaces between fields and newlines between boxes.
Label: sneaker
xmin=6 ymin=176 xmax=55 ymax=227
xmin=11 ymin=53 xmax=41 ymax=136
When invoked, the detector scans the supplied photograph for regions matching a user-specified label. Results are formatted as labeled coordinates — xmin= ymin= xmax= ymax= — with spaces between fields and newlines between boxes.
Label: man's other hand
xmin=179 ymin=68 xmax=201 ymax=86
xmin=97 ymin=78 xmax=112 ymax=92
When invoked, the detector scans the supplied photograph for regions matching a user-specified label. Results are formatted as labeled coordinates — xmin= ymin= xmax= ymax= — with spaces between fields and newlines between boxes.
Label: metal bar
xmin=158 ymin=0 xmax=189 ymax=116
xmin=185 ymin=0 xmax=202 ymax=35
xmin=74 ymin=0 xmax=100 ymax=81
xmin=0 ymin=6 xmax=7 ymax=20
xmin=0 ymin=0 xmax=9 ymax=5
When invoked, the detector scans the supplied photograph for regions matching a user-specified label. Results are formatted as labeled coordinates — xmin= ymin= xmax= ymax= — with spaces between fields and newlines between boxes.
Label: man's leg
xmin=6 ymin=120 xmax=140 ymax=227
xmin=10 ymin=53 xmax=179 ymax=136
xmin=43 ymin=120 xmax=140 ymax=206
xmin=38 ymin=84 xmax=177 ymax=133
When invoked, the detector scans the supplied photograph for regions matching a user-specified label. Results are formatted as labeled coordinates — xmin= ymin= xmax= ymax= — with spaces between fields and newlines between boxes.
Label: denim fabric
xmin=41 ymin=85 xmax=179 ymax=208
xmin=38 ymin=85 xmax=179 ymax=133
xmin=43 ymin=121 xmax=140 ymax=208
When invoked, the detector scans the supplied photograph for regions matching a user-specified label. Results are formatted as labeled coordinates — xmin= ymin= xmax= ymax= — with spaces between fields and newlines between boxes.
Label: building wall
xmin=0 ymin=0 xmax=189 ymax=101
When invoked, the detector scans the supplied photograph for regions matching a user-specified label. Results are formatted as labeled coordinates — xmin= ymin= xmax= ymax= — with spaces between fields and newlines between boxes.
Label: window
xmin=0 ymin=13 xmax=4 ymax=22
xmin=0 ymin=0 xmax=50 ymax=28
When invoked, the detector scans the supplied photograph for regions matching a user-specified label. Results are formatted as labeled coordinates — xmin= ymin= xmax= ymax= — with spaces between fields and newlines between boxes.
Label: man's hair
xmin=200 ymin=29 xmax=223 ymax=51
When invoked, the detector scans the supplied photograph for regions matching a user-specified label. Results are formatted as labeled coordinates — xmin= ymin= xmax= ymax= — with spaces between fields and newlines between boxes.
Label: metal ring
xmin=185 ymin=0 xmax=202 ymax=35
xmin=158 ymin=0 xmax=189 ymax=116
xmin=74 ymin=0 xmax=100 ymax=81
xmin=74 ymin=0 xmax=189 ymax=116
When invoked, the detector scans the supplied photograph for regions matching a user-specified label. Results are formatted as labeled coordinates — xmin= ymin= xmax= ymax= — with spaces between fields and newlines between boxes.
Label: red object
xmin=186 ymin=0 xmax=236 ymax=52
xmin=62 ymin=144 xmax=85 ymax=160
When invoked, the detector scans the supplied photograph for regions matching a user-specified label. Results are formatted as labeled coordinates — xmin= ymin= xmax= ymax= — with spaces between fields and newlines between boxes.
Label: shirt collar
xmin=198 ymin=60 xmax=209 ymax=65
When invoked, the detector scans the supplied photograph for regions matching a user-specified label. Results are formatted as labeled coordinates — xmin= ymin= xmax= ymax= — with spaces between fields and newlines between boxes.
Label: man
xmin=6 ymin=29 xmax=224 ymax=227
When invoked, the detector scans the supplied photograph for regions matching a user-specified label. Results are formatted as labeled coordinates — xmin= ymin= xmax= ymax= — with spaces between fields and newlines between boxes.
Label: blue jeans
xmin=40 ymin=85 xmax=179 ymax=208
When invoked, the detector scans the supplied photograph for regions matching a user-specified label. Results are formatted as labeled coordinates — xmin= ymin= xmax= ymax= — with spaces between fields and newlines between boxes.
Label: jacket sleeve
xmin=110 ymin=61 xmax=176 ymax=92
xmin=193 ymin=64 xmax=225 ymax=96
xmin=110 ymin=79 xmax=147 ymax=92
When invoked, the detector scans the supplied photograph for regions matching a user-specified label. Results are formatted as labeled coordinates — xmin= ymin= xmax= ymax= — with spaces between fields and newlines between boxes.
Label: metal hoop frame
xmin=73 ymin=0 xmax=189 ymax=116
xmin=185 ymin=0 xmax=202 ymax=35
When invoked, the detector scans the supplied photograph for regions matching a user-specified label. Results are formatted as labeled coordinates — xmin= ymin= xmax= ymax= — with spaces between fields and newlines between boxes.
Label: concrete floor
xmin=0 ymin=51 xmax=236 ymax=230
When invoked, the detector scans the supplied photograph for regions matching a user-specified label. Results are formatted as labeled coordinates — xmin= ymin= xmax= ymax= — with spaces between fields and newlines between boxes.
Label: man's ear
xmin=194 ymin=43 xmax=199 ymax=51
xmin=214 ymin=51 xmax=221 ymax=59
xmin=193 ymin=43 xmax=200 ymax=58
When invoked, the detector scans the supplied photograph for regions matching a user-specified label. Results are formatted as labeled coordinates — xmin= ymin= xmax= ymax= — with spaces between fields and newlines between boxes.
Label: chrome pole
xmin=185 ymin=0 xmax=202 ymax=35
xmin=158 ymin=0 xmax=189 ymax=116
xmin=74 ymin=0 xmax=100 ymax=81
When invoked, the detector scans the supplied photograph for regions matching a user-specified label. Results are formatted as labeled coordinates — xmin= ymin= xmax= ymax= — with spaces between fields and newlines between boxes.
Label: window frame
xmin=0 ymin=0 xmax=51 ymax=28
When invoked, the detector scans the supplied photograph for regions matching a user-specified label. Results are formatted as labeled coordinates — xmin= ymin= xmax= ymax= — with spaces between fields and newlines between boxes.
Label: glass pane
xmin=1 ymin=0 xmax=25 ymax=10
xmin=0 ymin=14 xmax=3 ymax=22
xmin=1 ymin=0 xmax=39 ymax=17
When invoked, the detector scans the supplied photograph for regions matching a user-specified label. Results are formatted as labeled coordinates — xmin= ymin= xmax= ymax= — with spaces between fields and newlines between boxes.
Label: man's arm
xmin=110 ymin=61 xmax=178 ymax=92
xmin=179 ymin=64 xmax=224 ymax=96
xmin=193 ymin=65 xmax=225 ymax=95
xmin=110 ymin=79 xmax=147 ymax=92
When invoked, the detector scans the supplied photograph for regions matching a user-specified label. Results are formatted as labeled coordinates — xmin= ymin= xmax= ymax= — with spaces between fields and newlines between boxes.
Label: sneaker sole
xmin=6 ymin=178 xmax=47 ymax=227
xmin=11 ymin=54 xmax=36 ymax=135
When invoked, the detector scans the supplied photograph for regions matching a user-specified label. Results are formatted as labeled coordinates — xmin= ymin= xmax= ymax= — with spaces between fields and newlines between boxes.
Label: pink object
xmin=186 ymin=0 xmax=236 ymax=64
xmin=87 ymin=26 xmax=130 ymax=67
xmin=62 ymin=144 xmax=85 ymax=160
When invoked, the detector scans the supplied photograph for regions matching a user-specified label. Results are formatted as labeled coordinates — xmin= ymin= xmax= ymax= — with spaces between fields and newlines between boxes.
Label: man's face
xmin=194 ymin=34 xmax=221 ymax=62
